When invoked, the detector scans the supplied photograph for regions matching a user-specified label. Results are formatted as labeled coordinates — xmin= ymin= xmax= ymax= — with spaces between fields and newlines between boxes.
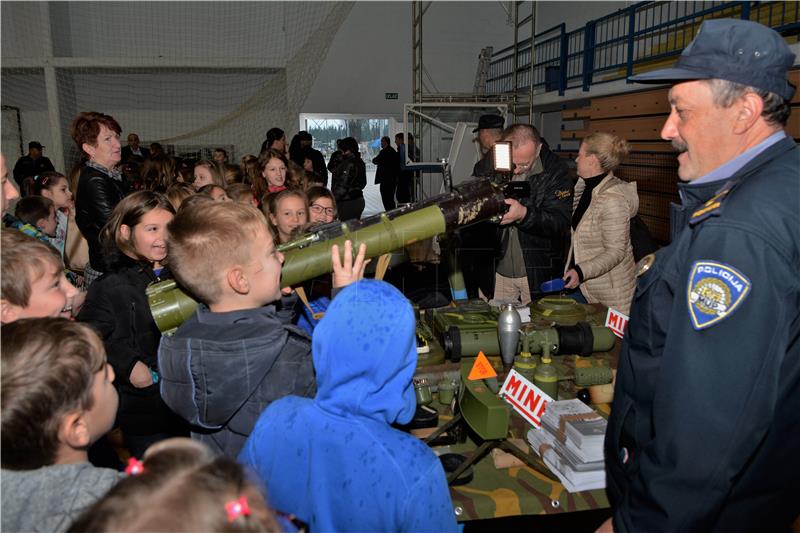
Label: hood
xmin=312 ymin=280 xmax=417 ymax=425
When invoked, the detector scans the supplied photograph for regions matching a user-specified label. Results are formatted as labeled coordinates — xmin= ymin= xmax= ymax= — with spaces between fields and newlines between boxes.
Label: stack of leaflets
xmin=526 ymin=399 xmax=607 ymax=492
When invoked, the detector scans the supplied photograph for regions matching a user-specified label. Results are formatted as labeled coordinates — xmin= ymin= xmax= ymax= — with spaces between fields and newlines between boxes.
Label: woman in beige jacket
xmin=564 ymin=132 xmax=638 ymax=314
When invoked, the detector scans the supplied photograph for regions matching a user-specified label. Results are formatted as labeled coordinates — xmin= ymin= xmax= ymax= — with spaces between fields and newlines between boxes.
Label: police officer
xmin=600 ymin=19 xmax=799 ymax=533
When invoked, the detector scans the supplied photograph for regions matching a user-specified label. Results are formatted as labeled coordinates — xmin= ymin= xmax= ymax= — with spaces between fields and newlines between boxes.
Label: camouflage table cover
xmin=415 ymin=303 xmax=620 ymax=521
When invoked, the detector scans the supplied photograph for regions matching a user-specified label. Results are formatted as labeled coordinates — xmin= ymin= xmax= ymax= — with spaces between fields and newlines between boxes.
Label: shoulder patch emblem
xmin=687 ymin=260 xmax=751 ymax=330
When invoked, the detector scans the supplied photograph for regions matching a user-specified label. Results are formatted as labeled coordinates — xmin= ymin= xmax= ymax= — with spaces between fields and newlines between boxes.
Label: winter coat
xmin=494 ymin=144 xmax=574 ymax=297
xmin=158 ymin=304 xmax=316 ymax=458
xmin=331 ymin=153 xmax=366 ymax=202
xmin=239 ymin=280 xmax=456 ymax=532
xmin=565 ymin=172 xmax=638 ymax=314
xmin=74 ymin=165 xmax=130 ymax=272
xmin=77 ymin=258 xmax=185 ymax=436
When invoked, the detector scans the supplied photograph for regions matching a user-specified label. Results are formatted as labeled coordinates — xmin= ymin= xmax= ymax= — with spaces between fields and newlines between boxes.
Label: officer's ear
xmin=732 ymin=91 xmax=764 ymax=134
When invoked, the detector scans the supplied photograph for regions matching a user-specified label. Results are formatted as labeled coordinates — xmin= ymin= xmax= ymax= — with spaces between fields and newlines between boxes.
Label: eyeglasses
xmin=310 ymin=203 xmax=335 ymax=216
xmin=514 ymin=159 xmax=534 ymax=172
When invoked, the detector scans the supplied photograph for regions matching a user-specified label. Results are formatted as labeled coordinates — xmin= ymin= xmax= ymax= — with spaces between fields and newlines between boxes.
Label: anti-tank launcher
xmin=148 ymin=178 xmax=508 ymax=334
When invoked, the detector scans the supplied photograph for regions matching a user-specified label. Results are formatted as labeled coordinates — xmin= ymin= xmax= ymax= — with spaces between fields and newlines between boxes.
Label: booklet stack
xmin=526 ymin=399 xmax=607 ymax=492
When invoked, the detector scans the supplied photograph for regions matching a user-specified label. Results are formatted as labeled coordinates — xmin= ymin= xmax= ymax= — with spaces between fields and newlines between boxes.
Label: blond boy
xmin=159 ymin=201 xmax=365 ymax=457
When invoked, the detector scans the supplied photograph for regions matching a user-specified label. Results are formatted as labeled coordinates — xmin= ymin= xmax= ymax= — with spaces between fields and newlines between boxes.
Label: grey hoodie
xmin=1 ymin=463 xmax=123 ymax=533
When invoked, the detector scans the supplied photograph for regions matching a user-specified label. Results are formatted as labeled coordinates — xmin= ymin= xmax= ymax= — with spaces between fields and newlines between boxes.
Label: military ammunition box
xmin=427 ymin=300 xmax=500 ymax=362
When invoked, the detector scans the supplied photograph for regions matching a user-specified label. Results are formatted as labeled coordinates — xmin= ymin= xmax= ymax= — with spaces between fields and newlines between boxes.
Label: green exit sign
xmin=385 ymin=92 xmax=399 ymax=100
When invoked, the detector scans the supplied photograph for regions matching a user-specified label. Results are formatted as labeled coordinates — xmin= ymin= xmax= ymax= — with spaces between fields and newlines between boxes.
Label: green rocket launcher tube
xmin=279 ymin=178 xmax=507 ymax=287
xmin=149 ymin=178 xmax=507 ymax=334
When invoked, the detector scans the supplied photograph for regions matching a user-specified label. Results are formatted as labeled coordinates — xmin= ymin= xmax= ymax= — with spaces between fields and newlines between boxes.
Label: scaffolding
xmin=409 ymin=1 xmax=536 ymax=168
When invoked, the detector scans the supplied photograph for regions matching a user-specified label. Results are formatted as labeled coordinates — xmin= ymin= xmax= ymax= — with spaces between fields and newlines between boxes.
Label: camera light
xmin=493 ymin=142 xmax=512 ymax=172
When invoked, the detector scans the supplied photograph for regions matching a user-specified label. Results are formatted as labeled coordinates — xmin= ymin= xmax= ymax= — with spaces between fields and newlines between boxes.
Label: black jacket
xmin=606 ymin=137 xmax=800 ymax=533
xmin=75 ymin=165 xmax=130 ymax=272
xmin=77 ymin=257 xmax=184 ymax=436
xmin=472 ymin=150 xmax=494 ymax=178
xmin=12 ymin=155 xmax=54 ymax=183
xmin=308 ymin=147 xmax=328 ymax=187
xmin=121 ymin=145 xmax=150 ymax=164
xmin=331 ymin=153 xmax=366 ymax=202
xmin=373 ymin=146 xmax=400 ymax=184
xmin=493 ymin=145 xmax=573 ymax=297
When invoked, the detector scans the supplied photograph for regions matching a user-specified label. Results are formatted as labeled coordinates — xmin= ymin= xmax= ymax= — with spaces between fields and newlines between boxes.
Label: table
xmin=413 ymin=310 xmax=620 ymax=521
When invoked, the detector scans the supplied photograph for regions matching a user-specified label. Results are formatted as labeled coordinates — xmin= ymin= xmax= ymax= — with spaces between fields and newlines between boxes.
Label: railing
xmin=486 ymin=1 xmax=800 ymax=97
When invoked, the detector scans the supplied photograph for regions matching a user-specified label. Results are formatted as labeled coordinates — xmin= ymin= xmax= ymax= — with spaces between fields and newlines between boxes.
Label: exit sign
xmin=385 ymin=92 xmax=399 ymax=100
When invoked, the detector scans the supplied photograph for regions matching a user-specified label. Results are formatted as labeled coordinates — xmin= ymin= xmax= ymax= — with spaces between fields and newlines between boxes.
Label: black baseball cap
xmin=28 ymin=141 xmax=44 ymax=150
xmin=630 ymin=19 xmax=796 ymax=101
xmin=472 ymin=114 xmax=505 ymax=133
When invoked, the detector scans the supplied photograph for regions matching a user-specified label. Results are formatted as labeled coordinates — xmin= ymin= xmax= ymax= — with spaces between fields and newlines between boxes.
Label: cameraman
xmin=494 ymin=124 xmax=573 ymax=304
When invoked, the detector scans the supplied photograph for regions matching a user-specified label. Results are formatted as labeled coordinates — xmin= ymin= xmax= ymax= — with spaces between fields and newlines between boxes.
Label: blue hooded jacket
xmin=239 ymin=280 xmax=456 ymax=532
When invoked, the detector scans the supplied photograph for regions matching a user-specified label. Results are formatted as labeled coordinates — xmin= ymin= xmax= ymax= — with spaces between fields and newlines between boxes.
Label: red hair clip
xmin=225 ymin=496 xmax=251 ymax=522
xmin=125 ymin=457 xmax=144 ymax=476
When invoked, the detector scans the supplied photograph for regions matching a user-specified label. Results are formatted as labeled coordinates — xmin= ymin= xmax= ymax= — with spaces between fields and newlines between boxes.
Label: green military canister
xmin=513 ymin=336 xmax=537 ymax=382
xmin=533 ymin=353 xmax=559 ymax=399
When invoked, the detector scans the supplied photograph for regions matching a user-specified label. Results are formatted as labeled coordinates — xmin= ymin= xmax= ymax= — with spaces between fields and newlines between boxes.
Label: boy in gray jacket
xmin=1 ymin=319 xmax=123 ymax=533
xmin=159 ymin=201 xmax=365 ymax=458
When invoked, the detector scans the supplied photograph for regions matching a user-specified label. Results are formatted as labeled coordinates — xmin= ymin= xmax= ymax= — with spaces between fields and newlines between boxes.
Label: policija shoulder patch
xmin=687 ymin=260 xmax=751 ymax=330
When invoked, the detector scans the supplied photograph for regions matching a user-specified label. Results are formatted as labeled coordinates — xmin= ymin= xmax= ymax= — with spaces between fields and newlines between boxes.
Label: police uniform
xmin=605 ymin=136 xmax=799 ymax=532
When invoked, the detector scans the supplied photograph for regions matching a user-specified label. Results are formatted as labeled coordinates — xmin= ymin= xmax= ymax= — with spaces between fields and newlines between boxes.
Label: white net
xmin=1 ymin=1 xmax=354 ymax=171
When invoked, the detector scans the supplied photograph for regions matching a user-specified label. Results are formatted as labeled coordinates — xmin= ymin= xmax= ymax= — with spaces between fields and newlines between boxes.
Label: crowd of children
xmin=1 ymin=115 xmax=457 ymax=530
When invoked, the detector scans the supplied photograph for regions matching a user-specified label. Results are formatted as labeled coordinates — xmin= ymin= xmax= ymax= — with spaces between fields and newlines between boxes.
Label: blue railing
xmin=486 ymin=1 xmax=799 ymax=96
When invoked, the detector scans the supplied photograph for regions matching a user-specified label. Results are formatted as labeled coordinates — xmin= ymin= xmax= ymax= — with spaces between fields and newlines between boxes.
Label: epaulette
xmin=689 ymin=182 xmax=734 ymax=226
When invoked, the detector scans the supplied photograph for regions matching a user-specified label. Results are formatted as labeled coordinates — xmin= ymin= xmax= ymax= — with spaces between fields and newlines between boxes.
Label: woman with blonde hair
xmin=563 ymin=132 xmax=638 ymax=314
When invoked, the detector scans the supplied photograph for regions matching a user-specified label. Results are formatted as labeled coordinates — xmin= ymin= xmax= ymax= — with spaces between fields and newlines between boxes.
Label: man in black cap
xmin=601 ymin=19 xmax=798 ymax=533
xmin=12 ymin=142 xmax=55 ymax=185
xmin=471 ymin=114 xmax=505 ymax=177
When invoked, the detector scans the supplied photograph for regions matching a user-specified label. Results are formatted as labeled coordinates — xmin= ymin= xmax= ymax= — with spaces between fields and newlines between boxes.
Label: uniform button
xmin=619 ymin=447 xmax=629 ymax=464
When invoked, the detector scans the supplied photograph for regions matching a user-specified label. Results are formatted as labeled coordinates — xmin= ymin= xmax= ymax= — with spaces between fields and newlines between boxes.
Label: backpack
xmin=630 ymin=214 xmax=660 ymax=262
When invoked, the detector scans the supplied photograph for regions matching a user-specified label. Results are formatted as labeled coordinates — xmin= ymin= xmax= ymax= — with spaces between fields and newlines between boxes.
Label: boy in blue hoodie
xmin=158 ymin=201 xmax=366 ymax=458
xmin=239 ymin=279 xmax=457 ymax=532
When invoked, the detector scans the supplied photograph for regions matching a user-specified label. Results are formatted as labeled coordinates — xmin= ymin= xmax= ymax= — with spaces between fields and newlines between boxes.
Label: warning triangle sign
xmin=468 ymin=351 xmax=498 ymax=380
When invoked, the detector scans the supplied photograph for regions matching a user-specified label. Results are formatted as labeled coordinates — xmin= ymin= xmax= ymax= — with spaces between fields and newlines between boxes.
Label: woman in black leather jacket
xmin=331 ymin=136 xmax=366 ymax=221
xmin=71 ymin=111 xmax=130 ymax=285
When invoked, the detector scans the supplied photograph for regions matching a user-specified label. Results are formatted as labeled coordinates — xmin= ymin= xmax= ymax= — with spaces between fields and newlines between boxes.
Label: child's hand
xmin=130 ymin=361 xmax=154 ymax=388
xmin=331 ymin=240 xmax=369 ymax=288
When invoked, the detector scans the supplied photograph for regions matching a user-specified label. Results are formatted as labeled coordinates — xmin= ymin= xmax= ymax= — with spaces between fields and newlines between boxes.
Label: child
xmin=1 ymin=318 xmax=123 ymax=533
xmin=192 ymin=159 xmax=225 ymax=190
xmin=77 ymin=191 xmax=187 ymax=458
xmin=226 ymin=182 xmax=259 ymax=207
xmin=307 ymin=186 xmax=337 ymax=226
xmin=22 ymin=171 xmax=73 ymax=257
xmin=165 ymin=182 xmax=195 ymax=211
xmin=9 ymin=195 xmax=58 ymax=242
xmin=1 ymin=228 xmax=81 ymax=323
xmin=238 ymin=280 xmax=457 ymax=532
xmin=264 ymin=189 xmax=308 ymax=244
xmin=197 ymin=183 xmax=231 ymax=201
xmin=68 ymin=438 xmax=282 ymax=532
xmin=1 ymin=154 xmax=20 ymax=216
xmin=158 ymin=201 xmax=366 ymax=457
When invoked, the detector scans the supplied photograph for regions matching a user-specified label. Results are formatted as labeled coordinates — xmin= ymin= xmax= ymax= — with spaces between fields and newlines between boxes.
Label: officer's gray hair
xmin=704 ymin=79 xmax=792 ymax=127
